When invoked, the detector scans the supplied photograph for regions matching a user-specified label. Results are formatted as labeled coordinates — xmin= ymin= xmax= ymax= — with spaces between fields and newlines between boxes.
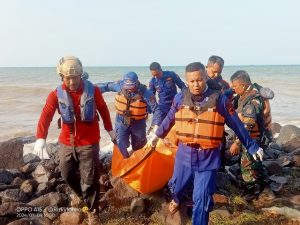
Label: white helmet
xmin=56 ymin=56 xmax=83 ymax=77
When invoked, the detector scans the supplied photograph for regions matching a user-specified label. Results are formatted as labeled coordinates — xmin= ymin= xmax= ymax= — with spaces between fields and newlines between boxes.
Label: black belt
xmin=186 ymin=143 xmax=201 ymax=148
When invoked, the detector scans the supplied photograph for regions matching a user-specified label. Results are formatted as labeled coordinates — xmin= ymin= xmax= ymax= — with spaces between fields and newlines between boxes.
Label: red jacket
xmin=36 ymin=80 xmax=113 ymax=146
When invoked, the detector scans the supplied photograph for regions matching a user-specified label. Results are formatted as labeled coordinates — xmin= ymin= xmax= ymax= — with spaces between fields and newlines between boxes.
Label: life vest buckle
xmin=193 ymin=106 xmax=202 ymax=111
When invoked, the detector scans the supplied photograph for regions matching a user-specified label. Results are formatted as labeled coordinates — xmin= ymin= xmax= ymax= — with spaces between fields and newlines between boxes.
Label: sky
xmin=1 ymin=0 xmax=299 ymax=66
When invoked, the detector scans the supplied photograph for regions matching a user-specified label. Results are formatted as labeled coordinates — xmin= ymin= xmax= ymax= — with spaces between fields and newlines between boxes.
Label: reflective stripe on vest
xmin=57 ymin=80 xmax=95 ymax=123
xmin=114 ymin=93 xmax=147 ymax=120
xmin=175 ymin=91 xmax=225 ymax=148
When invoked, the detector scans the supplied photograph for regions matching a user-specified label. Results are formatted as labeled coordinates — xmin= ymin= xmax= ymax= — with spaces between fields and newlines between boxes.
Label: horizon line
xmin=1 ymin=64 xmax=300 ymax=68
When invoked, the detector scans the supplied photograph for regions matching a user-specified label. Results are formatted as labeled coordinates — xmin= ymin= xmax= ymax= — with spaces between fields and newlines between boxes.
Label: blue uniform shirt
xmin=149 ymin=71 xmax=186 ymax=114
xmin=156 ymin=88 xmax=259 ymax=171
xmin=97 ymin=81 xmax=163 ymax=126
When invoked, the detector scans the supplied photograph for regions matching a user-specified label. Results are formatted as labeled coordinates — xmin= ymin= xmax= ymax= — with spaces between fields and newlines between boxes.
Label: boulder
xmin=0 ymin=169 xmax=14 ymax=184
xmin=0 ymin=138 xmax=24 ymax=169
xmin=263 ymin=161 xmax=283 ymax=175
xmin=20 ymin=179 xmax=37 ymax=195
xmin=282 ymin=137 xmax=300 ymax=153
xmin=290 ymin=195 xmax=300 ymax=206
xmin=36 ymin=182 xmax=51 ymax=196
xmin=0 ymin=184 xmax=20 ymax=192
xmin=293 ymin=155 xmax=300 ymax=167
xmin=262 ymin=206 xmax=300 ymax=221
xmin=43 ymin=206 xmax=60 ymax=220
xmin=100 ymin=177 xmax=139 ymax=208
xmin=27 ymin=192 xmax=67 ymax=207
xmin=277 ymin=125 xmax=300 ymax=145
xmin=0 ymin=202 xmax=30 ymax=217
xmin=130 ymin=197 xmax=145 ymax=214
xmin=23 ymin=153 xmax=40 ymax=164
xmin=19 ymin=162 xmax=39 ymax=174
xmin=46 ymin=142 xmax=60 ymax=164
xmin=59 ymin=211 xmax=85 ymax=225
xmin=7 ymin=219 xmax=33 ymax=225
xmin=271 ymin=122 xmax=282 ymax=136
xmin=0 ymin=189 xmax=28 ymax=203
xmin=11 ymin=177 xmax=24 ymax=186
xmin=32 ymin=164 xmax=52 ymax=183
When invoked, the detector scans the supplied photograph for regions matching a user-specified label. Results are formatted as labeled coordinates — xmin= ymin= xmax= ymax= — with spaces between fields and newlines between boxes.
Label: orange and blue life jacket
xmin=175 ymin=89 xmax=225 ymax=149
xmin=115 ymin=88 xmax=148 ymax=120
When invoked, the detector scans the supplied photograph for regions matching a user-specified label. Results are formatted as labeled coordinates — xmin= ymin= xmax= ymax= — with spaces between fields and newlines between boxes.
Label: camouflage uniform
xmin=233 ymin=86 xmax=270 ymax=195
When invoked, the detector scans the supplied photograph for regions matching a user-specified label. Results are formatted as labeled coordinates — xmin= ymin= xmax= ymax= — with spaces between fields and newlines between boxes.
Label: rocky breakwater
xmin=1 ymin=123 xmax=300 ymax=225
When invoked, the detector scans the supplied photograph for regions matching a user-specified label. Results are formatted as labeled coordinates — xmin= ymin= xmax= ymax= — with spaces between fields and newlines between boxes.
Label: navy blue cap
xmin=123 ymin=72 xmax=139 ymax=90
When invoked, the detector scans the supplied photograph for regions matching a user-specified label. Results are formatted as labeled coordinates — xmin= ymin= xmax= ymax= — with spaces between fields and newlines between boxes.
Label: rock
xmin=11 ymin=177 xmax=24 ymax=186
xmin=282 ymin=137 xmax=300 ymax=153
xmin=7 ymin=218 xmax=33 ymax=225
xmin=263 ymin=161 xmax=283 ymax=175
xmin=216 ymin=172 xmax=232 ymax=190
xmin=70 ymin=193 xmax=83 ymax=208
xmin=46 ymin=142 xmax=60 ymax=164
xmin=228 ymin=164 xmax=241 ymax=178
xmin=60 ymin=211 xmax=85 ymax=225
xmin=55 ymin=183 xmax=71 ymax=194
xmin=130 ymin=197 xmax=145 ymax=214
xmin=17 ymin=136 xmax=36 ymax=144
xmin=271 ymin=122 xmax=282 ymax=136
xmin=43 ymin=205 xmax=59 ymax=220
xmin=278 ymin=156 xmax=293 ymax=167
xmin=0 ymin=169 xmax=14 ymax=184
xmin=277 ymin=125 xmax=300 ymax=145
xmin=293 ymin=155 xmax=300 ymax=167
xmin=20 ymin=179 xmax=37 ymax=195
xmin=36 ymin=182 xmax=51 ymax=196
xmin=0 ymin=189 xmax=28 ymax=203
xmin=0 ymin=184 xmax=20 ymax=192
xmin=27 ymin=192 xmax=67 ymax=207
xmin=290 ymin=195 xmax=300 ymax=206
xmin=262 ymin=206 xmax=300 ymax=221
xmin=0 ymin=202 xmax=30 ymax=217
xmin=165 ymin=202 xmax=190 ymax=225
xmin=7 ymin=169 xmax=23 ymax=178
xmin=259 ymin=187 xmax=276 ymax=201
xmin=213 ymin=194 xmax=229 ymax=206
xmin=0 ymin=138 xmax=24 ymax=169
xmin=288 ymin=178 xmax=300 ymax=194
xmin=100 ymin=177 xmax=139 ymax=207
xmin=269 ymin=142 xmax=282 ymax=150
xmin=32 ymin=164 xmax=52 ymax=183
xmin=269 ymin=175 xmax=288 ymax=184
xmin=289 ymin=148 xmax=300 ymax=156
xmin=270 ymin=182 xmax=285 ymax=194
xmin=99 ymin=174 xmax=112 ymax=194
xmin=23 ymin=153 xmax=40 ymax=164
xmin=19 ymin=162 xmax=39 ymax=174
xmin=211 ymin=207 xmax=231 ymax=217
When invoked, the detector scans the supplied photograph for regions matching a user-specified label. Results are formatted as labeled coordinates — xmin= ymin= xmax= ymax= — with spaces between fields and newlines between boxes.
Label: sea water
xmin=0 ymin=65 xmax=299 ymax=147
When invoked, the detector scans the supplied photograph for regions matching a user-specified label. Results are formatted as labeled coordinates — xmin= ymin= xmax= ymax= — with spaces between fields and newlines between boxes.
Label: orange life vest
xmin=175 ymin=90 xmax=225 ymax=149
xmin=115 ymin=91 xmax=147 ymax=120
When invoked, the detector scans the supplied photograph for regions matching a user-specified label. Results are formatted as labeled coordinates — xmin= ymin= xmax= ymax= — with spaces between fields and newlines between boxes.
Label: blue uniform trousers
xmin=169 ymin=161 xmax=216 ymax=225
xmin=115 ymin=117 xmax=147 ymax=158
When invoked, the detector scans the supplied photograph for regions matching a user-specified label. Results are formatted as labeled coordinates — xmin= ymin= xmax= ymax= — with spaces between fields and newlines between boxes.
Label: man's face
xmin=62 ymin=75 xmax=81 ymax=91
xmin=231 ymin=79 xmax=246 ymax=96
xmin=206 ymin=63 xmax=222 ymax=79
xmin=151 ymin=69 xmax=163 ymax=79
xmin=186 ymin=70 xmax=207 ymax=95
